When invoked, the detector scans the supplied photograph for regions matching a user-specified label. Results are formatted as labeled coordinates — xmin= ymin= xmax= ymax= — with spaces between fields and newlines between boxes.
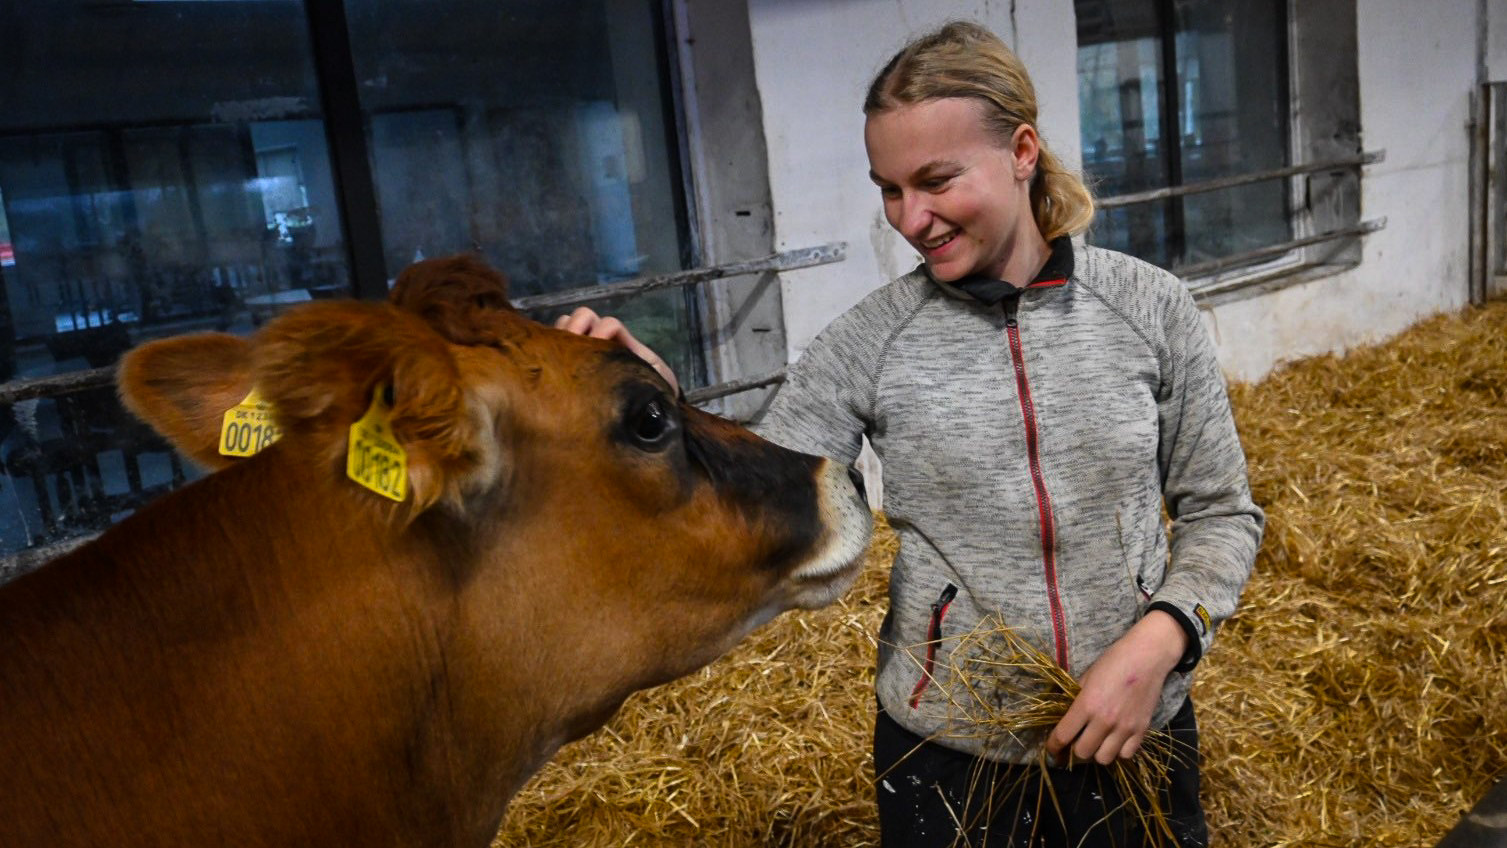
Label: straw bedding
xmin=495 ymin=299 xmax=1507 ymax=847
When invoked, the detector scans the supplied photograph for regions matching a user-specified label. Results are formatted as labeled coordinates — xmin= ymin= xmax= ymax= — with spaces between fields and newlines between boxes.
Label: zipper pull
xmin=1002 ymin=293 xmax=1020 ymax=328
xmin=933 ymin=583 xmax=958 ymax=614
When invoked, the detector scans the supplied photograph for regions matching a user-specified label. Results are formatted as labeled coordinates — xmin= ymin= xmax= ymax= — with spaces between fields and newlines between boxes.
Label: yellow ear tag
xmin=346 ymin=384 xmax=408 ymax=502
xmin=218 ymin=388 xmax=281 ymax=458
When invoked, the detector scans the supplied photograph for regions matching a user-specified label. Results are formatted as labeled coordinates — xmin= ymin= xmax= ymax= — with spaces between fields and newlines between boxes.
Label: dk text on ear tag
xmin=219 ymin=388 xmax=281 ymax=457
xmin=347 ymin=384 xmax=408 ymax=502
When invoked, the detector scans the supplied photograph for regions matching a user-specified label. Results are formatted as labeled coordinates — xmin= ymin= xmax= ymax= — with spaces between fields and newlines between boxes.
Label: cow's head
xmin=117 ymin=255 xmax=871 ymax=753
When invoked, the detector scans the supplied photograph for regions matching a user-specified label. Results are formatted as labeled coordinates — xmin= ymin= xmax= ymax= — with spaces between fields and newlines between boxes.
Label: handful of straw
xmin=900 ymin=614 xmax=1187 ymax=847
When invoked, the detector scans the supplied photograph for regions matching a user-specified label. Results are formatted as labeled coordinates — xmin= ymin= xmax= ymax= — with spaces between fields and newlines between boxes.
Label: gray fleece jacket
xmin=756 ymin=242 xmax=1263 ymax=762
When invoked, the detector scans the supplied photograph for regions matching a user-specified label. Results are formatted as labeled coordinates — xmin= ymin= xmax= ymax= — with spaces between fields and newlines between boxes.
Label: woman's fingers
xmin=552 ymin=307 xmax=680 ymax=395
xmin=553 ymin=306 xmax=602 ymax=335
xmin=1117 ymin=731 xmax=1146 ymax=763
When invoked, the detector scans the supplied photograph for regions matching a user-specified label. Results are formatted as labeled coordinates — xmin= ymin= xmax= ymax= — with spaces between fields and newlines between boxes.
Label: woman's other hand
xmin=1043 ymin=609 xmax=1188 ymax=766
xmin=553 ymin=307 xmax=680 ymax=396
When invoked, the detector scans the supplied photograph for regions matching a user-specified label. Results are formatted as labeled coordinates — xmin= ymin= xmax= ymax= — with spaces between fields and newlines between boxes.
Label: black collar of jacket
xmin=946 ymin=236 xmax=1074 ymax=306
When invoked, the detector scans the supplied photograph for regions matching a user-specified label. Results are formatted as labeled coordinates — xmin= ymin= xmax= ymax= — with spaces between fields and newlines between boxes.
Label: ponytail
xmin=1032 ymin=146 xmax=1096 ymax=240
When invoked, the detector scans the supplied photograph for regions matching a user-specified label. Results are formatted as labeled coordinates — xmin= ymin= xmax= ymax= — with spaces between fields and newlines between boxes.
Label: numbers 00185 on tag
xmin=346 ymin=385 xmax=408 ymax=502
xmin=219 ymin=388 xmax=281 ymax=457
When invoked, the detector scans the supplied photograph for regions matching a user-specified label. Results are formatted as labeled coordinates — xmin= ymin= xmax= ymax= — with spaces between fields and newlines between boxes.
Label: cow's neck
xmin=9 ymin=451 xmax=637 ymax=841
xmin=154 ymin=456 xmax=633 ymax=833
xmin=18 ymin=454 xmax=520 ymax=844
xmin=407 ymin=504 xmax=643 ymax=810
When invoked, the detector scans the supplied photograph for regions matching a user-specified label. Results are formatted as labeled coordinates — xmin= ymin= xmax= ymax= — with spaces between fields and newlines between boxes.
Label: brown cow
xmin=0 ymin=257 xmax=871 ymax=847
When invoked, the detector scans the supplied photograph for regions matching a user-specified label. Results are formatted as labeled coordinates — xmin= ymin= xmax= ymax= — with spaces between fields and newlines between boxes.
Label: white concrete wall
xmin=745 ymin=0 xmax=1082 ymax=359
xmin=744 ymin=0 xmax=1494 ymax=384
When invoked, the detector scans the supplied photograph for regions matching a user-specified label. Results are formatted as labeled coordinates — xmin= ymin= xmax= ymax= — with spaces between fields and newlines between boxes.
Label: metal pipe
xmin=1469 ymin=84 xmax=1491 ymax=306
xmin=1175 ymin=219 xmax=1384 ymax=279
xmin=1095 ymin=152 xmax=1384 ymax=209
xmin=0 ymin=533 xmax=97 ymax=587
xmin=0 ymin=366 xmax=116 ymax=406
xmin=511 ymin=242 xmax=846 ymax=312
xmin=683 ymin=368 xmax=785 ymax=406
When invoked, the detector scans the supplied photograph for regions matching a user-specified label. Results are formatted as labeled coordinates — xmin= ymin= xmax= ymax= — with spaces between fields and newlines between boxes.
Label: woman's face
xmin=864 ymin=97 xmax=1040 ymax=283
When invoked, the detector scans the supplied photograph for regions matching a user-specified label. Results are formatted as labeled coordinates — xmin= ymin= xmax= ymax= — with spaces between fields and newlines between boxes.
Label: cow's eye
xmin=627 ymin=397 xmax=676 ymax=450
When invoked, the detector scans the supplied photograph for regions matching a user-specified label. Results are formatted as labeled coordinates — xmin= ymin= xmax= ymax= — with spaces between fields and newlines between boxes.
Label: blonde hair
xmin=864 ymin=21 xmax=1095 ymax=241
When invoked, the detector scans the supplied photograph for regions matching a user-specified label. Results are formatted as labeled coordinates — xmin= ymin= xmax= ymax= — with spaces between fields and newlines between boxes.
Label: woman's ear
xmin=1009 ymin=123 xmax=1041 ymax=181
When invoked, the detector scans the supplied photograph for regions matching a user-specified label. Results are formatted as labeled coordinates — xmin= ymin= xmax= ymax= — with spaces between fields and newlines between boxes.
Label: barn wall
xmin=741 ymin=0 xmax=1493 ymax=384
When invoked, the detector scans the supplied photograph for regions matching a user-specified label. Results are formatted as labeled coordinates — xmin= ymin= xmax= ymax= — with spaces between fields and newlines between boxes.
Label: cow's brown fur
xmin=0 ymin=257 xmax=871 ymax=847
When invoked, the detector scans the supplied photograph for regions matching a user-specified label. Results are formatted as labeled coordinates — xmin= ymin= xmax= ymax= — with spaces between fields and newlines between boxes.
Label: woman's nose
xmin=895 ymin=194 xmax=932 ymax=238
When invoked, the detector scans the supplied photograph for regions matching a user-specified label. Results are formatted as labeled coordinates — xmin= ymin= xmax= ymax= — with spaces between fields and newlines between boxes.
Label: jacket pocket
xmin=908 ymin=583 xmax=958 ymax=709
xmin=1135 ymin=572 xmax=1154 ymax=603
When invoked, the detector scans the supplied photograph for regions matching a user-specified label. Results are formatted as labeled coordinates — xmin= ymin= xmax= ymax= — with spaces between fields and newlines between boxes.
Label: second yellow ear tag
xmin=346 ymin=385 xmax=408 ymax=502
xmin=219 ymin=388 xmax=281 ymax=457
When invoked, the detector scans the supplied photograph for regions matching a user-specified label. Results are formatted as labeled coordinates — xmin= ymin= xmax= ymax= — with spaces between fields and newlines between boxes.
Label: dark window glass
xmin=1077 ymin=0 xmax=1289 ymax=272
xmin=0 ymin=1 xmax=702 ymax=561
xmin=0 ymin=0 xmax=346 ymax=554
xmin=344 ymin=0 xmax=702 ymax=383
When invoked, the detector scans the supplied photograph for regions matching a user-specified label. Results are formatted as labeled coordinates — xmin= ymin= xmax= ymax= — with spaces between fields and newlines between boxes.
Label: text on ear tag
xmin=347 ymin=384 xmax=408 ymax=502
xmin=218 ymin=388 xmax=281 ymax=458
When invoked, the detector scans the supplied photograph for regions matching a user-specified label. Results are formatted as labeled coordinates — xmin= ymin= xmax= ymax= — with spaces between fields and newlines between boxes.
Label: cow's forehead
xmin=448 ymin=322 xmax=665 ymax=409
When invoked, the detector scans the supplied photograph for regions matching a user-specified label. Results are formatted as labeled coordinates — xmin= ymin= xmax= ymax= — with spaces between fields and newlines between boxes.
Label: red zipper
xmin=909 ymin=583 xmax=958 ymax=709
xmin=1003 ymin=295 xmax=1069 ymax=670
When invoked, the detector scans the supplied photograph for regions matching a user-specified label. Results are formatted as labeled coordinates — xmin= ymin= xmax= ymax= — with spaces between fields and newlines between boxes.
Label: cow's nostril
xmin=846 ymin=465 xmax=868 ymax=505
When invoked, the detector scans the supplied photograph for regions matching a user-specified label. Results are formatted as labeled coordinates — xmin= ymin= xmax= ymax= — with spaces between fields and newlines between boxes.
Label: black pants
xmin=873 ymin=698 xmax=1207 ymax=848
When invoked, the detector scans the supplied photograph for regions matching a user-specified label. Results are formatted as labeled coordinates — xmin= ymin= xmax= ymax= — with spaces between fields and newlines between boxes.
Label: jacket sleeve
xmin=752 ymin=305 xmax=878 ymax=468
xmin=1147 ymin=283 xmax=1264 ymax=671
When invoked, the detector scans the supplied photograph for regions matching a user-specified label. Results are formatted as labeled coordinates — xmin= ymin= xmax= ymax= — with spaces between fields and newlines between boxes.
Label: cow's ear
xmin=252 ymin=301 xmax=487 ymax=512
xmin=117 ymin=333 xmax=255 ymax=471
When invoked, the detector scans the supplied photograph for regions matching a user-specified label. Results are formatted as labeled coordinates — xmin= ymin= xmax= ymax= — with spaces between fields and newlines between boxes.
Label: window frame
xmin=1079 ymin=0 xmax=1380 ymax=301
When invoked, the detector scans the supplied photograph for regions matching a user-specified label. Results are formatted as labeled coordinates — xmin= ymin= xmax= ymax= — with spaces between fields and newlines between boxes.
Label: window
xmin=0 ymin=0 xmax=699 ymax=560
xmin=341 ymin=0 xmax=701 ymax=382
xmin=0 ymin=1 xmax=339 ymax=558
xmin=1076 ymin=0 xmax=1291 ymax=275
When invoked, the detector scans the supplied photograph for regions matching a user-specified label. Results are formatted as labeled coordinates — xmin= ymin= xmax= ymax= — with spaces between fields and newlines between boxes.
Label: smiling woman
xmin=560 ymin=20 xmax=1262 ymax=848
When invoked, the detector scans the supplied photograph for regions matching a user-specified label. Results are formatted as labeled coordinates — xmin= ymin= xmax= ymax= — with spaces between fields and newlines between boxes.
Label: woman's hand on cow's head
xmin=553 ymin=307 xmax=680 ymax=396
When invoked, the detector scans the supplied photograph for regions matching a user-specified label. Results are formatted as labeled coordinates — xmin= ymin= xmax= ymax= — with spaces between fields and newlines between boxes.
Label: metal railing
xmin=0 ymin=366 xmax=116 ymax=407
xmin=1095 ymin=152 xmax=1384 ymax=210
xmin=1177 ymin=218 xmax=1385 ymax=280
xmin=683 ymin=368 xmax=786 ymax=406
xmin=0 ymin=242 xmax=848 ymax=409
xmin=1094 ymin=151 xmax=1385 ymax=284
xmin=0 ymin=534 xmax=95 ymax=585
xmin=512 ymin=243 xmax=845 ymax=311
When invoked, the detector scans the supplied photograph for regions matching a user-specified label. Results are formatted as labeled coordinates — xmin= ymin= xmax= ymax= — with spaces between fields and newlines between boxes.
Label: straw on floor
xmin=495 ymin=298 xmax=1507 ymax=847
